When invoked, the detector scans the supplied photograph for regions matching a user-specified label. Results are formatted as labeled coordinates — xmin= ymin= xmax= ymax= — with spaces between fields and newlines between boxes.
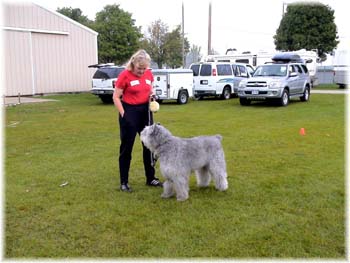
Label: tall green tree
xmin=56 ymin=7 xmax=93 ymax=28
xmin=186 ymin=44 xmax=202 ymax=68
xmin=142 ymin=19 xmax=168 ymax=68
xmin=143 ymin=20 xmax=190 ymax=68
xmin=93 ymin=4 xmax=142 ymax=64
xmin=163 ymin=25 xmax=190 ymax=68
xmin=274 ymin=2 xmax=339 ymax=60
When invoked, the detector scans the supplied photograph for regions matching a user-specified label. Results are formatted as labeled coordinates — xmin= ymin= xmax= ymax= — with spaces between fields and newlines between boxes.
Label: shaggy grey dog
xmin=140 ymin=124 xmax=228 ymax=201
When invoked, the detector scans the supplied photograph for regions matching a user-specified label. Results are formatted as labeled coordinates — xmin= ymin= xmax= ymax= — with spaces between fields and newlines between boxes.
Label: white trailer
xmin=334 ymin=67 xmax=350 ymax=88
xmin=152 ymin=69 xmax=194 ymax=104
xmin=333 ymin=49 xmax=350 ymax=88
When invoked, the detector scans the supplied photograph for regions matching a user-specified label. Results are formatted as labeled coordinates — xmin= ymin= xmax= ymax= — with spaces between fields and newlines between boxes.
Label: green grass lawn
xmin=4 ymin=93 xmax=346 ymax=259
xmin=313 ymin=83 xmax=344 ymax=90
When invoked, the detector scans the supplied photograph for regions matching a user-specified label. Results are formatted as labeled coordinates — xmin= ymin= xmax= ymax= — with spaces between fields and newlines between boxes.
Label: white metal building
xmin=2 ymin=2 xmax=98 ymax=96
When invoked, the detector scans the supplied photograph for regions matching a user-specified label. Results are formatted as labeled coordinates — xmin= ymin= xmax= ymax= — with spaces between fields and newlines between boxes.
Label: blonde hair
xmin=126 ymin=49 xmax=151 ymax=71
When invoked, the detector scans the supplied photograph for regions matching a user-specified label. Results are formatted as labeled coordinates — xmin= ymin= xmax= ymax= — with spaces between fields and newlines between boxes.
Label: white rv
xmin=206 ymin=49 xmax=319 ymax=86
xmin=152 ymin=69 xmax=193 ymax=104
xmin=206 ymin=50 xmax=273 ymax=67
xmin=333 ymin=49 xmax=350 ymax=88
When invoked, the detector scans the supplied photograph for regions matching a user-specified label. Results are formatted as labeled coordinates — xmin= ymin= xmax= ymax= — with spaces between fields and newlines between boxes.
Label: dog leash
xmin=148 ymin=95 xmax=157 ymax=167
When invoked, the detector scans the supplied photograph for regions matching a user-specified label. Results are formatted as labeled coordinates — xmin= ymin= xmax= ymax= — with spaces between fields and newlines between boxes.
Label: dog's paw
xmin=176 ymin=193 xmax=189 ymax=201
xmin=161 ymin=193 xmax=174 ymax=199
xmin=176 ymin=196 xmax=188 ymax=202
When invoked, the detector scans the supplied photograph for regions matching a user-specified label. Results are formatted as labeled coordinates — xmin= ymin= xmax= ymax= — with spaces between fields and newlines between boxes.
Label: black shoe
xmin=146 ymin=178 xmax=163 ymax=187
xmin=120 ymin=184 xmax=132 ymax=192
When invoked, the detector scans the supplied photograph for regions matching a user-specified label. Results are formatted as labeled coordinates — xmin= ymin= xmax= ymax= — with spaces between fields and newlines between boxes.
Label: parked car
xmin=190 ymin=62 xmax=254 ymax=100
xmin=89 ymin=63 xmax=125 ymax=103
xmin=237 ymin=53 xmax=311 ymax=106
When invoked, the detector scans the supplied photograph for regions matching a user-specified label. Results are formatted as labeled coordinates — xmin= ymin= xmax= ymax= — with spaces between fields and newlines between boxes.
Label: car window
xmin=217 ymin=64 xmax=232 ymax=76
xmin=238 ymin=65 xmax=248 ymax=77
xmin=294 ymin=65 xmax=303 ymax=74
xmin=253 ymin=65 xmax=287 ymax=77
xmin=246 ymin=65 xmax=255 ymax=76
xmin=191 ymin=64 xmax=200 ymax=76
xmin=93 ymin=67 xmax=124 ymax=79
xmin=289 ymin=65 xmax=296 ymax=74
xmin=301 ymin=64 xmax=308 ymax=73
xmin=200 ymin=64 xmax=212 ymax=76
xmin=235 ymin=59 xmax=249 ymax=64
xmin=233 ymin=65 xmax=239 ymax=76
xmin=231 ymin=65 xmax=236 ymax=75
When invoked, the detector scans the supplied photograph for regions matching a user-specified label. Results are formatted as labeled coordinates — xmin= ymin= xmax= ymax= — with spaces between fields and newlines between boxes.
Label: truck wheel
xmin=221 ymin=86 xmax=231 ymax=100
xmin=99 ymin=95 xmax=113 ymax=104
xmin=300 ymin=87 xmax=310 ymax=102
xmin=278 ymin=89 xmax=289 ymax=106
xmin=177 ymin=90 xmax=188 ymax=104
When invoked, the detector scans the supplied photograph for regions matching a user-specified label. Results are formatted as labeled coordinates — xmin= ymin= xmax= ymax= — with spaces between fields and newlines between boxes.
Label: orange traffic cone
xmin=299 ymin=128 xmax=306 ymax=136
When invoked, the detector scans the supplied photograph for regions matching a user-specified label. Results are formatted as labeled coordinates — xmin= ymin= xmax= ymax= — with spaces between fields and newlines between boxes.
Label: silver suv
xmin=89 ymin=63 xmax=125 ymax=103
xmin=237 ymin=53 xmax=311 ymax=106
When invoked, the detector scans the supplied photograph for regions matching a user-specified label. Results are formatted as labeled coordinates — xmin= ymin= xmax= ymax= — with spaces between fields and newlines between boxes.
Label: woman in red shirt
xmin=113 ymin=50 xmax=162 ymax=192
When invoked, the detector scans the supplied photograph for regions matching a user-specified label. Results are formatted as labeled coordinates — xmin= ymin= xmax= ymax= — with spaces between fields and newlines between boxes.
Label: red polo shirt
xmin=115 ymin=69 xmax=154 ymax=105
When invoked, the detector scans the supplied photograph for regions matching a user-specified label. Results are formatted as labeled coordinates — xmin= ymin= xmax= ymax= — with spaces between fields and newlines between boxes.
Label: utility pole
xmin=208 ymin=1 xmax=212 ymax=56
xmin=182 ymin=2 xmax=185 ymax=68
xmin=282 ymin=2 xmax=288 ymax=16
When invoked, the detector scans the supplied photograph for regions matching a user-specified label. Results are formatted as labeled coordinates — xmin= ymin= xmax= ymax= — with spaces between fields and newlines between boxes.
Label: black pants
xmin=118 ymin=102 xmax=155 ymax=185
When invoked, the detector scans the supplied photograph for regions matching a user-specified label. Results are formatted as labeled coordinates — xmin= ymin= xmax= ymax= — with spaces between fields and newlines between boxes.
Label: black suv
xmin=89 ymin=63 xmax=125 ymax=103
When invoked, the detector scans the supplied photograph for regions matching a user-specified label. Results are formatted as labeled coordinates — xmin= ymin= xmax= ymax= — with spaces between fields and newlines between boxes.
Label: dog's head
xmin=140 ymin=123 xmax=172 ymax=153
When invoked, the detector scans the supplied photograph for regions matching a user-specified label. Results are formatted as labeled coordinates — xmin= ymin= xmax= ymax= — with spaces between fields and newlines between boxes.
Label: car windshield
xmin=93 ymin=67 xmax=124 ymax=79
xmin=253 ymin=65 xmax=287 ymax=77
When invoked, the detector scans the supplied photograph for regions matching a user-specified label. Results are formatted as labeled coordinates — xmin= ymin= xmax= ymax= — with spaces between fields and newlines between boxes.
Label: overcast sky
xmin=5 ymin=0 xmax=350 ymax=56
